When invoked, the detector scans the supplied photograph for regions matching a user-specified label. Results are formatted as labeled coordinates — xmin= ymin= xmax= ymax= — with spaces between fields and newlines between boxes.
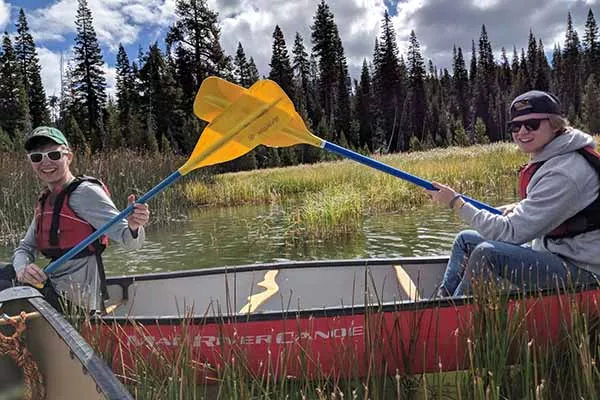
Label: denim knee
xmin=454 ymin=229 xmax=484 ymax=248
xmin=466 ymin=242 xmax=495 ymax=276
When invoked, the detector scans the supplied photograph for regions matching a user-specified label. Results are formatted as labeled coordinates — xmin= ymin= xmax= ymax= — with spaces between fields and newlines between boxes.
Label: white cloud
xmin=103 ymin=63 xmax=117 ymax=100
xmin=38 ymin=47 xmax=64 ymax=98
xmin=390 ymin=0 xmax=594 ymax=71
xmin=0 ymin=0 xmax=9 ymax=31
xmin=28 ymin=0 xmax=176 ymax=50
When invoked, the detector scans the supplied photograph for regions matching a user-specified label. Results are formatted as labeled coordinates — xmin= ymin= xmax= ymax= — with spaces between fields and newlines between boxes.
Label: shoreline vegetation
xmin=0 ymin=142 xmax=527 ymax=247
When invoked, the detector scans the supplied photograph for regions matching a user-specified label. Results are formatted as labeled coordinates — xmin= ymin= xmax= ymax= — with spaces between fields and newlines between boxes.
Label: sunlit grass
xmin=185 ymin=142 xmax=526 ymax=209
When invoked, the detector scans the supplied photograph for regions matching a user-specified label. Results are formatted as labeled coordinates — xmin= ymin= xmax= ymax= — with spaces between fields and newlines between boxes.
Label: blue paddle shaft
xmin=44 ymin=170 xmax=183 ymax=275
xmin=322 ymin=141 xmax=501 ymax=215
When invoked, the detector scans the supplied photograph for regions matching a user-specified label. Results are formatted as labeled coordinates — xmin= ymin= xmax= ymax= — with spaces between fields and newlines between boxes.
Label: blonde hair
xmin=548 ymin=115 xmax=570 ymax=132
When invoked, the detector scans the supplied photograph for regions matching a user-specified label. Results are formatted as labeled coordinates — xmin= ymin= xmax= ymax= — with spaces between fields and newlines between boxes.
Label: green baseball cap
xmin=25 ymin=126 xmax=70 ymax=151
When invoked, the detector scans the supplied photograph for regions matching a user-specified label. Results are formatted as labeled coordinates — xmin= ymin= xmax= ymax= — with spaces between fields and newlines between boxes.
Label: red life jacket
xmin=35 ymin=176 xmax=110 ymax=298
xmin=518 ymin=146 xmax=600 ymax=239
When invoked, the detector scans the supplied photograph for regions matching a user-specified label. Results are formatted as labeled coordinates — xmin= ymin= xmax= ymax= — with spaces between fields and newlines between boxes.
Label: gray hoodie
xmin=459 ymin=129 xmax=600 ymax=275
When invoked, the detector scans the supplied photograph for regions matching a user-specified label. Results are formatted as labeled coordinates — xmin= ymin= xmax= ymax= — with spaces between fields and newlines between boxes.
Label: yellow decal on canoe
xmin=394 ymin=265 xmax=421 ymax=301
xmin=239 ymin=270 xmax=279 ymax=314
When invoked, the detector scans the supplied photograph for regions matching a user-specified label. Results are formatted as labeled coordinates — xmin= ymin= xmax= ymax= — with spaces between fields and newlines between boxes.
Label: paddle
xmin=38 ymin=80 xmax=293 ymax=283
xmin=193 ymin=77 xmax=501 ymax=215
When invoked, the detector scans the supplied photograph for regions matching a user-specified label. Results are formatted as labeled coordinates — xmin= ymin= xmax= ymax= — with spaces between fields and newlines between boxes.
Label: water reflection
xmin=0 ymin=197 xmax=511 ymax=276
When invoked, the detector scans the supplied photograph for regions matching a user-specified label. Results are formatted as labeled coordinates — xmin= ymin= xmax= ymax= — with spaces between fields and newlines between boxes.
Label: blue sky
xmin=0 ymin=0 xmax=596 ymax=99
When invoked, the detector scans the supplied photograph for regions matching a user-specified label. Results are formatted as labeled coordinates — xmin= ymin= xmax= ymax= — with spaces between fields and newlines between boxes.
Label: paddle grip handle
xmin=322 ymin=141 xmax=501 ymax=215
xmin=43 ymin=170 xmax=182 ymax=276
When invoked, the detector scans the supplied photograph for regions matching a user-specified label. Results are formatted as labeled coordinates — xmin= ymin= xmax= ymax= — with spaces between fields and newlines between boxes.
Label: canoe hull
xmin=98 ymin=257 xmax=600 ymax=380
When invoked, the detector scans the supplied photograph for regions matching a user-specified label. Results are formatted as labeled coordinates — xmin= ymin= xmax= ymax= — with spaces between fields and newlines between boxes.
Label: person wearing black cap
xmin=2 ymin=126 xmax=151 ymax=313
xmin=428 ymin=90 xmax=600 ymax=297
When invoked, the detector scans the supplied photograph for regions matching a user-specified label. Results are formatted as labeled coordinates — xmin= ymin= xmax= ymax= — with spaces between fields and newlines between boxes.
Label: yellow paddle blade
xmin=193 ymin=76 xmax=244 ymax=123
xmin=191 ymin=77 xmax=323 ymax=156
xmin=180 ymin=80 xmax=294 ymax=174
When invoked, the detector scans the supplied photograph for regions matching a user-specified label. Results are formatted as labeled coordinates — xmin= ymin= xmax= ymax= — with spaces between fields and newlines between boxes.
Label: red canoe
xmin=97 ymin=256 xmax=600 ymax=380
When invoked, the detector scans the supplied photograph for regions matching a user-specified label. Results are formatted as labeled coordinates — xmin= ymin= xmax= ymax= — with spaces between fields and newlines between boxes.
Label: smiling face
xmin=28 ymin=142 xmax=74 ymax=190
xmin=509 ymin=113 xmax=559 ymax=155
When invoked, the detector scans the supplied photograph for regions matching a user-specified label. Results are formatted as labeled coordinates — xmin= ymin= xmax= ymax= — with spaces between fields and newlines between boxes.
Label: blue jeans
xmin=439 ymin=230 xmax=598 ymax=297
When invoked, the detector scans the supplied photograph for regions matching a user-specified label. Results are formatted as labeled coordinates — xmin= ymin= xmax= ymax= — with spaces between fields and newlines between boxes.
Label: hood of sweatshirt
xmin=530 ymin=128 xmax=596 ymax=163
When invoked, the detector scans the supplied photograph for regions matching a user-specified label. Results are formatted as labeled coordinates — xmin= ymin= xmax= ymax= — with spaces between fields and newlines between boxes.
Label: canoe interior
xmin=104 ymin=257 xmax=449 ymax=319
xmin=0 ymin=286 xmax=131 ymax=400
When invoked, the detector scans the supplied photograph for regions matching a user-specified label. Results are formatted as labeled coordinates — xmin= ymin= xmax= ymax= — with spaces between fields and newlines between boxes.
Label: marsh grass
xmin=0 ymin=149 xmax=209 ymax=246
xmin=184 ymin=143 xmax=527 ymax=240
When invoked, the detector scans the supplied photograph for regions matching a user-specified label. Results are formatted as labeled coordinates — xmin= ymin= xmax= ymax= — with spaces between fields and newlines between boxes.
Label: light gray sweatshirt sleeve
xmin=458 ymin=169 xmax=583 ymax=245
xmin=68 ymin=182 xmax=145 ymax=249
xmin=12 ymin=219 xmax=37 ymax=273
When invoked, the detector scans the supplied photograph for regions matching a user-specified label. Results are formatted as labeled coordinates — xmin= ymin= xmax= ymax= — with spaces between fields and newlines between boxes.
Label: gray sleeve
xmin=68 ymin=182 xmax=145 ymax=250
xmin=12 ymin=219 xmax=38 ymax=273
xmin=459 ymin=170 xmax=582 ymax=245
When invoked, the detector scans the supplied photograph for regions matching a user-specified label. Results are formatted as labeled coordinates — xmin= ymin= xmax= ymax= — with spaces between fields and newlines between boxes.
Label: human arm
xmin=12 ymin=219 xmax=47 ymax=285
xmin=459 ymin=170 xmax=584 ymax=244
xmin=69 ymin=182 xmax=149 ymax=250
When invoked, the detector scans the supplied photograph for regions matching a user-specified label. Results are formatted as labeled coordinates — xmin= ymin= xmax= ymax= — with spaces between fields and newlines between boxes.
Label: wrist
xmin=448 ymin=194 xmax=462 ymax=209
xmin=453 ymin=198 xmax=466 ymax=211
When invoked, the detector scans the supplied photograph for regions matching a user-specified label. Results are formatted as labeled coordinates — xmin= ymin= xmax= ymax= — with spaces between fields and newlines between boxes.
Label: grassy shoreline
xmin=1 ymin=143 xmax=526 ymax=247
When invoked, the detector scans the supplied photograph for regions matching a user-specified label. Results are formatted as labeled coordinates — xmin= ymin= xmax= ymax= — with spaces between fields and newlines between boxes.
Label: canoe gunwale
xmin=99 ymin=284 xmax=600 ymax=326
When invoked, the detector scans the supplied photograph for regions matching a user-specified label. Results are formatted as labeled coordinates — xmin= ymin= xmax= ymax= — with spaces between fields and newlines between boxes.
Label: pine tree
xmin=167 ymin=0 xmax=232 ymax=111
xmin=372 ymin=10 xmax=405 ymax=151
xmin=0 ymin=32 xmax=31 ymax=142
xmin=535 ymin=39 xmax=551 ymax=91
xmin=233 ymin=42 xmax=253 ymax=88
xmin=452 ymin=46 xmax=469 ymax=129
xmin=356 ymin=60 xmax=374 ymax=150
xmin=292 ymin=32 xmax=314 ymax=123
xmin=115 ymin=44 xmax=135 ymax=148
xmin=72 ymin=0 xmax=107 ymax=150
xmin=469 ymin=40 xmax=477 ymax=91
xmin=474 ymin=25 xmax=499 ymax=140
xmin=140 ymin=43 xmax=189 ymax=152
xmin=562 ymin=12 xmax=583 ymax=118
xmin=518 ymin=49 xmax=530 ymax=93
xmin=582 ymin=75 xmax=600 ymax=133
xmin=551 ymin=44 xmax=563 ymax=96
xmin=15 ymin=9 xmax=49 ymax=127
xmin=583 ymin=9 xmax=600 ymax=82
xmin=406 ymin=30 xmax=427 ymax=146
xmin=334 ymin=35 xmax=351 ymax=144
xmin=247 ymin=57 xmax=260 ymax=84
xmin=268 ymin=25 xmax=294 ymax=98
xmin=526 ymin=30 xmax=538 ymax=88
xmin=311 ymin=0 xmax=340 ymax=131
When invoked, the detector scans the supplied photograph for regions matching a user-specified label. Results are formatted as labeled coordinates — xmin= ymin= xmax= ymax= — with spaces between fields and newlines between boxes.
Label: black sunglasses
xmin=28 ymin=150 xmax=69 ymax=163
xmin=507 ymin=118 xmax=549 ymax=133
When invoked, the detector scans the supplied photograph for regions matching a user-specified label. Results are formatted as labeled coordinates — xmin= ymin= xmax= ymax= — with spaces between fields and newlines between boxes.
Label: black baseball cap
xmin=509 ymin=90 xmax=562 ymax=120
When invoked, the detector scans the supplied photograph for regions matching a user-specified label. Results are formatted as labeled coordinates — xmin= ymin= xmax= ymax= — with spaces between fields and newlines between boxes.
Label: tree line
xmin=1 ymin=0 xmax=599 ymax=172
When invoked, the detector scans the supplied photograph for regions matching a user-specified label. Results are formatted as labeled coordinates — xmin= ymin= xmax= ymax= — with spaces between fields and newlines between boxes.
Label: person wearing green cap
xmin=427 ymin=91 xmax=600 ymax=297
xmin=2 ymin=126 xmax=150 ymax=313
